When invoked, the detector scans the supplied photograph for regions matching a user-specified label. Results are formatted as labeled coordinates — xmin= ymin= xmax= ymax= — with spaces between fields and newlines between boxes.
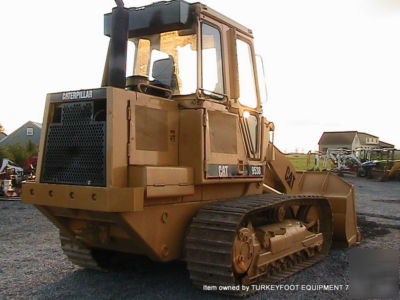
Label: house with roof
xmin=318 ymin=131 xmax=394 ymax=153
xmin=379 ymin=140 xmax=395 ymax=149
xmin=0 ymin=121 xmax=42 ymax=147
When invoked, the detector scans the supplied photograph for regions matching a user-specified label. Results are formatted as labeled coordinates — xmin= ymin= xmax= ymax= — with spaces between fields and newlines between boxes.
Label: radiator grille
xmin=41 ymin=101 xmax=106 ymax=186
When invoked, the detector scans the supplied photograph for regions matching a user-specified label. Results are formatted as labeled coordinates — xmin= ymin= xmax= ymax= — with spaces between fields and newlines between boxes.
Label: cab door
xmin=200 ymin=18 xmax=248 ymax=180
xmin=201 ymin=16 xmax=263 ymax=180
xmin=234 ymin=34 xmax=263 ymax=165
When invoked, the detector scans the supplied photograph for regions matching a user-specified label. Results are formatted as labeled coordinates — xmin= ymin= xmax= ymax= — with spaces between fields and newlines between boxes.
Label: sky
xmin=0 ymin=0 xmax=399 ymax=152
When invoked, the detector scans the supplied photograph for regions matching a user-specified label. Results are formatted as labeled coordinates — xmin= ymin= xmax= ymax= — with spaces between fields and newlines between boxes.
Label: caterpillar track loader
xmin=22 ymin=0 xmax=360 ymax=296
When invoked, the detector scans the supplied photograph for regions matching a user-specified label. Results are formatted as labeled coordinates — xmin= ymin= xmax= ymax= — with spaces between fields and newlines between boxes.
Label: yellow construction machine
xmin=22 ymin=0 xmax=360 ymax=295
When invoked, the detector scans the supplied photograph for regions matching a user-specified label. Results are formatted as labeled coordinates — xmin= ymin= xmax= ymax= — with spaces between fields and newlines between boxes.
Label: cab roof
xmin=104 ymin=0 xmax=253 ymax=38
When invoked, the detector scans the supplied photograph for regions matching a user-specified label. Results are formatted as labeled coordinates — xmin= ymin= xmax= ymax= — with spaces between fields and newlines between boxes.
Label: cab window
xmin=127 ymin=30 xmax=197 ymax=95
xmin=201 ymin=23 xmax=224 ymax=95
xmin=236 ymin=39 xmax=258 ymax=108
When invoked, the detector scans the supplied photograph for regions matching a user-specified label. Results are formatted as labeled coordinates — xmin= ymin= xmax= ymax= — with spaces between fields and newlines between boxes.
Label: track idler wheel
xmin=233 ymin=226 xmax=255 ymax=275
xmin=297 ymin=205 xmax=321 ymax=233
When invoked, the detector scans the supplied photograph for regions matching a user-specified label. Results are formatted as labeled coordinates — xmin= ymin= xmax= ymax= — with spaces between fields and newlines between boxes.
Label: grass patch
xmin=287 ymin=154 xmax=332 ymax=171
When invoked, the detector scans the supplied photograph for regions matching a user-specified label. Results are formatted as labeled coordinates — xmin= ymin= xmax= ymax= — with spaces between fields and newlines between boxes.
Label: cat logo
xmin=218 ymin=165 xmax=229 ymax=177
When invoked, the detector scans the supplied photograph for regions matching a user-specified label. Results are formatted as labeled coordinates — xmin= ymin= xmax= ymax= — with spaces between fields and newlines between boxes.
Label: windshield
xmin=127 ymin=30 xmax=197 ymax=95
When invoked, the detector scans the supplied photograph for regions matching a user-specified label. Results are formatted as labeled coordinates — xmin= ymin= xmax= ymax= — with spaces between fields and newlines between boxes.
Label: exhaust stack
xmin=101 ymin=2 xmax=129 ymax=88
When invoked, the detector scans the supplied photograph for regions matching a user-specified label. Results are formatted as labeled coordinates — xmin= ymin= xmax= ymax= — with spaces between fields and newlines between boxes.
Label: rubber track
xmin=60 ymin=234 xmax=103 ymax=271
xmin=185 ymin=194 xmax=332 ymax=297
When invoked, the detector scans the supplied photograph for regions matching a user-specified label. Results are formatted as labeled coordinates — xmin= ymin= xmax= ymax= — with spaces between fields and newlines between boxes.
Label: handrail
xmin=138 ymin=83 xmax=173 ymax=99
xmin=197 ymin=88 xmax=228 ymax=101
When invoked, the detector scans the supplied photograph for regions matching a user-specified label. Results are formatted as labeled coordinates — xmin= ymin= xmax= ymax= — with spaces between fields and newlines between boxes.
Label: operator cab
xmin=102 ymin=0 xmax=267 ymax=112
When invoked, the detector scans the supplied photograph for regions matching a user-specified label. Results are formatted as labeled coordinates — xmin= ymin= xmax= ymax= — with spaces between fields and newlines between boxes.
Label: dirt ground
xmin=0 ymin=177 xmax=399 ymax=299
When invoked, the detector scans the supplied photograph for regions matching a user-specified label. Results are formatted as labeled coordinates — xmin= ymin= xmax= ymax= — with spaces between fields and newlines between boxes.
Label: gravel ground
xmin=0 ymin=177 xmax=399 ymax=299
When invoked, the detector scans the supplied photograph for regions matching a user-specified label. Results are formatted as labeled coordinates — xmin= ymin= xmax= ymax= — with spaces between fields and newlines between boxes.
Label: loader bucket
xmin=297 ymin=171 xmax=360 ymax=247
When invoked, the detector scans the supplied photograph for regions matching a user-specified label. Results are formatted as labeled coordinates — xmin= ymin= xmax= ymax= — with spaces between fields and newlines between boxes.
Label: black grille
xmin=41 ymin=101 xmax=106 ymax=186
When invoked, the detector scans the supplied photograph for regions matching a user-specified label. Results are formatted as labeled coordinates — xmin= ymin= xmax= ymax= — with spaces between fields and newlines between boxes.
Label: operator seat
xmin=151 ymin=56 xmax=179 ymax=93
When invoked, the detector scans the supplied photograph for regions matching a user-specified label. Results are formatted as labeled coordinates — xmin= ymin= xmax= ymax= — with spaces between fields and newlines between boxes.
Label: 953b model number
xmin=250 ymin=166 xmax=262 ymax=176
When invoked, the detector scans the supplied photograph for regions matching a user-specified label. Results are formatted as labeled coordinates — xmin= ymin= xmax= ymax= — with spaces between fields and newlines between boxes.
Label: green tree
xmin=0 ymin=146 xmax=8 ymax=159
xmin=2 ymin=142 xmax=38 ymax=167
xmin=25 ymin=140 xmax=38 ymax=157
